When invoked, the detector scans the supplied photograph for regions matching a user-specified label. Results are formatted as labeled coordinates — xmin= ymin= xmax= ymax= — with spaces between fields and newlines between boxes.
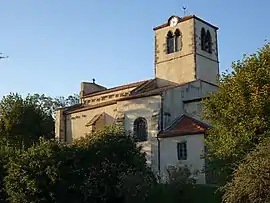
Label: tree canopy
xmin=222 ymin=137 xmax=270 ymax=203
xmin=0 ymin=93 xmax=79 ymax=148
xmin=202 ymin=43 xmax=270 ymax=184
xmin=5 ymin=126 xmax=154 ymax=203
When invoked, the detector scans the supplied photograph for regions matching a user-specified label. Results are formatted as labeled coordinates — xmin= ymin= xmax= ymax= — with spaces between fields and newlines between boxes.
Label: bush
xmin=145 ymin=166 xmax=197 ymax=203
xmin=223 ymin=137 xmax=270 ymax=203
xmin=73 ymin=125 xmax=153 ymax=202
xmin=5 ymin=126 xmax=153 ymax=203
xmin=5 ymin=139 xmax=72 ymax=202
xmin=0 ymin=145 xmax=20 ymax=203
xmin=0 ymin=93 xmax=55 ymax=148
xmin=117 ymin=169 xmax=156 ymax=203
xmin=144 ymin=165 xmax=221 ymax=203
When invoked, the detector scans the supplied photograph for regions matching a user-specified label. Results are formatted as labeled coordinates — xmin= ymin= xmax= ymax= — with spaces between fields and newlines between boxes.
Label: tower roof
xmin=153 ymin=15 xmax=218 ymax=31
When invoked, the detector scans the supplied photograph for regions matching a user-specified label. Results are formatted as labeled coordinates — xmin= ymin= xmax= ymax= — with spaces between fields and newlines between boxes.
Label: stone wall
xmin=159 ymin=133 xmax=206 ymax=184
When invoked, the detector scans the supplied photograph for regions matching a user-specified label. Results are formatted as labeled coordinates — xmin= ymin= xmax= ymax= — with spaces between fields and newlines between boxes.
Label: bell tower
xmin=154 ymin=15 xmax=219 ymax=87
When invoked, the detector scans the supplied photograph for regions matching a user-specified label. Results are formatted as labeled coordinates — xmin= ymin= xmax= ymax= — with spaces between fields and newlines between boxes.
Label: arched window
xmin=174 ymin=29 xmax=181 ymax=52
xmin=201 ymin=28 xmax=206 ymax=51
xmin=205 ymin=30 xmax=212 ymax=54
xmin=133 ymin=117 xmax=148 ymax=141
xmin=167 ymin=31 xmax=174 ymax=54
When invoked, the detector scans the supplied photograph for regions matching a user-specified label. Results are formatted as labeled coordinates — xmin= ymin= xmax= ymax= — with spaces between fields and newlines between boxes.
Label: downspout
xmin=157 ymin=93 xmax=164 ymax=179
xmin=64 ymin=111 xmax=67 ymax=143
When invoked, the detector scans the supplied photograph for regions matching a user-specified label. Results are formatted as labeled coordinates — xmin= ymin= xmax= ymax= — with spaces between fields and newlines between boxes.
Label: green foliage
xmin=5 ymin=126 xmax=152 ymax=203
xmin=190 ymin=185 xmax=222 ymax=203
xmin=0 ymin=93 xmax=55 ymax=148
xmin=145 ymin=184 xmax=221 ymax=203
xmin=202 ymin=43 xmax=270 ymax=184
xmin=26 ymin=93 xmax=80 ymax=118
xmin=145 ymin=166 xmax=196 ymax=203
xmin=165 ymin=165 xmax=197 ymax=203
xmin=223 ymin=137 xmax=270 ymax=203
xmin=5 ymin=139 xmax=66 ymax=202
xmin=73 ymin=125 xmax=152 ymax=202
xmin=166 ymin=165 xmax=197 ymax=185
xmin=0 ymin=146 xmax=20 ymax=203
xmin=117 ymin=170 xmax=156 ymax=203
xmin=0 ymin=93 xmax=80 ymax=148
xmin=145 ymin=166 xmax=221 ymax=203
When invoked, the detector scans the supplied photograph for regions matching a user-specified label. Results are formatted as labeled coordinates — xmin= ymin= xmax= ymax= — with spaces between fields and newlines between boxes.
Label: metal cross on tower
xmin=182 ymin=6 xmax=187 ymax=16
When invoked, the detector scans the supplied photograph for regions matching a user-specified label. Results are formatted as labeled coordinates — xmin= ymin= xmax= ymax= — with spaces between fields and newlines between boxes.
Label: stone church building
xmin=55 ymin=14 xmax=219 ymax=184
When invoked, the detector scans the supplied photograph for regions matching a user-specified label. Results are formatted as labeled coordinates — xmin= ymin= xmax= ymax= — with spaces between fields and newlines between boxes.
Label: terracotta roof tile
xmin=82 ymin=79 xmax=153 ymax=98
xmin=158 ymin=115 xmax=210 ymax=138
xmin=85 ymin=113 xmax=104 ymax=126
xmin=63 ymin=79 xmax=217 ymax=114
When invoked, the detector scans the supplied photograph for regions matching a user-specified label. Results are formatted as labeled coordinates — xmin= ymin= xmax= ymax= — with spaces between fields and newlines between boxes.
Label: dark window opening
xmin=201 ymin=28 xmax=212 ymax=54
xmin=177 ymin=142 xmax=187 ymax=160
xmin=133 ymin=117 xmax=148 ymax=142
xmin=167 ymin=31 xmax=174 ymax=54
xmin=205 ymin=30 xmax=212 ymax=53
xmin=201 ymin=28 xmax=206 ymax=51
xmin=174 ymin=29 xmax=181 ymax=52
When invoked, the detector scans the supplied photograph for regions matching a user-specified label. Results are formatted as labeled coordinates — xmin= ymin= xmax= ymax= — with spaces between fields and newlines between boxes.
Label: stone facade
xmin=154 ymin=16 xmax=219 ymax=86
xmin=55 ymin=15 xmax=219 ymax=184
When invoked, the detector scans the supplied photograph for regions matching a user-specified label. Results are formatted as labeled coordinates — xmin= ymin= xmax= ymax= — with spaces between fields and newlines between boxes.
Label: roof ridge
xmin=82 ymin=79 xmax=152 ymax=98
xmin=164 ymin=114 xmax=210 ymax=132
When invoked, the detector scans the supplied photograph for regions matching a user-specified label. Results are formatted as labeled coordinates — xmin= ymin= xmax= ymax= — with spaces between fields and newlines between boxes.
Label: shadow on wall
xmin=65 ymin=115 xmax=72 ymax=144
xmin=105 ymin=113 xmax=115 ymax=125
xmin=121 ymin=98 xmax=161 ymax=175
xmin=156 ymin=78 xmax=179 ymax=88
xmin=65 ymin=112 xmax=117 ymax=143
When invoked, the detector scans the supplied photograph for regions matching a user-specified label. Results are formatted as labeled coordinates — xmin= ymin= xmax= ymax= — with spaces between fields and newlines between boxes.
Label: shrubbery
xmin=0 ymin=125 xmax=222 ymax=203
xmin=4 ymin=126 xmax=155 ymax=203
xmin=223 ymin=137 xmax=270 ymax=203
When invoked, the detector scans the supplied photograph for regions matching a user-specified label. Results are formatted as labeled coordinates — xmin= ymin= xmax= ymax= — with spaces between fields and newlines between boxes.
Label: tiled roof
xmin=153 ymin=15 xmax=218 ymax=31
xmin=64 ymin=100 xmax=117 ymax=115
xmin=158 ymin=115 xmax=211 ymax=138
xmin=63 ymin=79 xmax=217 ymax=114
xmin=85 ymin=113 xmax=104 ymax=127
xmin=82 ymin=79 xmax=153 ymax=98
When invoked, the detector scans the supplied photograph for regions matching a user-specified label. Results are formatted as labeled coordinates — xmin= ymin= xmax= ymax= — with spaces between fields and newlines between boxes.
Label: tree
xmin=5 ymin=126 xmax=153 ymax=203
xmin=53 ymin=94 xmax=80 ymax=109
xmin=0 ymin=146 xmax=19 ymax=203
xmin=202 ymin=43 xmax=270 ymax=184
xmin=222 ymin=137 xmax=270 ymax=203
xmin=0 ymin=93 xmax=55 ymax=148
xmin=73 ymin=125 xmax=154 ymax=203
xmin=27 ymin=93 xmax=80 ymax=118
xmin=0 ymin=93 xmax=80 ymax=148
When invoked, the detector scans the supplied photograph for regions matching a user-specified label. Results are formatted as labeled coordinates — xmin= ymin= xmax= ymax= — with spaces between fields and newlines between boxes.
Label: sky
xmin=0 ymin=0 xmax=269 ymax=98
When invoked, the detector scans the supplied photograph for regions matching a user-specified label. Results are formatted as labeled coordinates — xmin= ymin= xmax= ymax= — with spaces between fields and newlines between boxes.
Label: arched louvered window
xmin=201 ymin=28 xmax=206 ymax=51
xmin=133 ymin=117 xmax=148 ymax=142
xmin=205 ymin=30 xmax=212 ymax=54
xmin=174 ymin=29 xmax=181 ymax=52
xmin=201 ymin=28 xmax=212 ymax=54
xmin=167 ymin=31 xmax=174 ymax=54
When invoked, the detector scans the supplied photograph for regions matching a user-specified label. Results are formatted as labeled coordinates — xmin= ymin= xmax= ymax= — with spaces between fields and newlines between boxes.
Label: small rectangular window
xmin=177 ymin=142 xmax=187 ymax=160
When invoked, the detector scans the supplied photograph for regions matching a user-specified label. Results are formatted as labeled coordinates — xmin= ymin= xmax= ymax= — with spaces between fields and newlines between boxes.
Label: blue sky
xmin=0 ymin=0 xmax=269 ymax=98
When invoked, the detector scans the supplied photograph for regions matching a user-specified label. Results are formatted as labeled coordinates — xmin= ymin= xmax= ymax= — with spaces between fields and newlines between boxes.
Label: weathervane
xmin=182 ymin=6 xmax=187 ymax=16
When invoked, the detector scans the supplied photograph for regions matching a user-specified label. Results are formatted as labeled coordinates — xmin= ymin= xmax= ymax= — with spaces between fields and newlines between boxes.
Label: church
xmin=55 ymin=14 xmax=219 ymax=184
